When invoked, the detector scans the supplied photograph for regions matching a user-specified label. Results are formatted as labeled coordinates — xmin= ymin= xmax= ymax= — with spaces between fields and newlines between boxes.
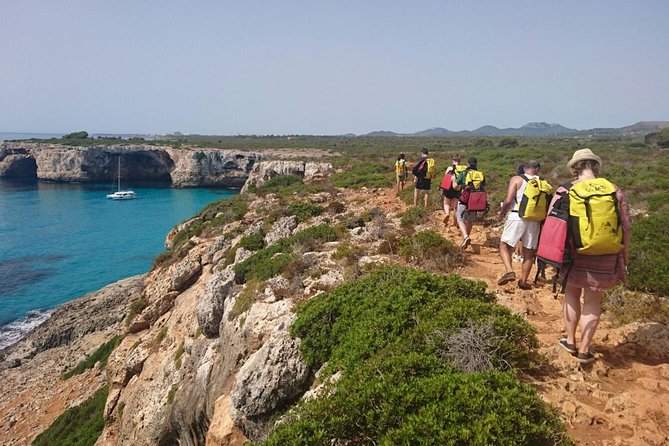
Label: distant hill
xmin=362 ymin=121 xmax=669 ymax=137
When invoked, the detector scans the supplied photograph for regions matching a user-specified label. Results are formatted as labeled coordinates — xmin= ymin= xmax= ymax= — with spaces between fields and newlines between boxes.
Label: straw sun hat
xmin=567 ymin=148 xmax=602 ymax=169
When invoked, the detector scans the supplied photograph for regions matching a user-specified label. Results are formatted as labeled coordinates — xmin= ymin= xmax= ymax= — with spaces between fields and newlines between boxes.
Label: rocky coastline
xmin=0 ymin=142 xmax=333 ymax=189
xmin=2 ymin=167 xmax=668 ymax=445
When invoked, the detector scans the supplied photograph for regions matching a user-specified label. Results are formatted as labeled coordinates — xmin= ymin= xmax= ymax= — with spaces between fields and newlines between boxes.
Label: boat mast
xmin=117 ymin=156 xmax=121 ymax=192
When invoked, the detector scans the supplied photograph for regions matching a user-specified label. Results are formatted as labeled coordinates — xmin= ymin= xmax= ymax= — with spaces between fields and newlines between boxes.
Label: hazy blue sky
xmin=1 ymin=0 xmax=668 ymax=135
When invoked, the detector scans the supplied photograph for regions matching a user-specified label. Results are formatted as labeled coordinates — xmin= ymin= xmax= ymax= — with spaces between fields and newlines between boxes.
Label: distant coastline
xmin=0 ymin=132 xmax=63 ymax=142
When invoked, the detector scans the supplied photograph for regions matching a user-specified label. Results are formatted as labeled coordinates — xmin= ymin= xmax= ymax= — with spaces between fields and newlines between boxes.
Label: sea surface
xmin=0 ymin=179 xmax=237 ymax=349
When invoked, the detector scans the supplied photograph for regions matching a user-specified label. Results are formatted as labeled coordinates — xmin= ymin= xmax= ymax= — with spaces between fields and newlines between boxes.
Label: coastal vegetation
xmin=62 ymin=336 xmax=122 ymax=379
xmin=255 ymin=267 xmax=569 ymax=445
xmin=22 ymin=132 xmax=668 ymax=444
xmin=32 ymin=386 xmax=108 ymax=446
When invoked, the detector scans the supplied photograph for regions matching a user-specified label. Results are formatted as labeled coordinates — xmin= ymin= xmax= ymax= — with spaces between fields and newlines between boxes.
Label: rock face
xmin=241 ymin=160 xmax=332 ymax=192
xmin=0 ymin=142 xmax=261 ymax=187
xmin=0 ymin=276 xmax=144 ymax=443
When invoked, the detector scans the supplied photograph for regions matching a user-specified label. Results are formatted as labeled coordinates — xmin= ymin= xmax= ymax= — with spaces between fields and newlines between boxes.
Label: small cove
xmin=0 ymin=178 xmax=238 ymax=348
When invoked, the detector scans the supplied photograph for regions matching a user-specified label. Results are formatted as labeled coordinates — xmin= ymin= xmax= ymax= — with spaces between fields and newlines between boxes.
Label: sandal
xmin=576 ymin=351 xmax=596 ymax=364
xmin=559 ymin=338 xmax=578 ymax=355
xmin=497 ymin=271 xmax=516 ymax=286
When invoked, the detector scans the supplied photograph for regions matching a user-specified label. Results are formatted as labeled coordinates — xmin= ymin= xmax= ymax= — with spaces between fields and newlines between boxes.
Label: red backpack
xmin=535 ymin=183 xmax=573 ymax=293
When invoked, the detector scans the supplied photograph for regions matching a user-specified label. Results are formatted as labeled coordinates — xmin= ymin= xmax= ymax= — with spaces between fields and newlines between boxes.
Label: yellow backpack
xmin=425 ymin=158 xmax=436 ymax=179
xmin=395 ymin=160 xmax=406 ymax=174
xmin=464 ymin=169 xmax=485 ymax=189
xmin=517 ymin=175 xmax=554 ymax=222
xmin=568 ymin=178 xmax=623 ymax=255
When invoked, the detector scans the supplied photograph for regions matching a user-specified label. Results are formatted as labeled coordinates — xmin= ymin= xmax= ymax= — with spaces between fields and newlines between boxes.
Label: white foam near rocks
xmin=0 ymin=310 xmax=52 ymax=350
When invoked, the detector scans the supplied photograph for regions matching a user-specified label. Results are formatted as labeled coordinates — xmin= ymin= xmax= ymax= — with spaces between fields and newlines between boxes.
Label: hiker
xmin=513 ymin=163 xmax=526 ymax=263
xmin=497 ymin=160 xmax=550 ymax=289
xmin=412 ymin=149 xmax=436 ymax=207
xmin=454 ymin=157 xmax=486 ymax=249
xmin=559 ymin=149 xmax=631 ymax=364
xmin=395 ymin=153 xmax=408 ymax=193
xmin=440 ymin=154 xmax=465 ymax=227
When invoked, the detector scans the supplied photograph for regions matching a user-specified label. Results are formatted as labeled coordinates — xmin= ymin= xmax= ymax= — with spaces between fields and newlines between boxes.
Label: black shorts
xmin=416 ymin=178 xmax=431 ymax=190
xmin=441 ymin=188 xmax=459 ymax=199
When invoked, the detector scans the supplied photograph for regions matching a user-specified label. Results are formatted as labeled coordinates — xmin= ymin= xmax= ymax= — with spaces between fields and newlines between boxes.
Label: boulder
xmin=197 ymin=270 xmax=235 ymax=337
xmin=230 ymin=334 xmax=310 ymax=438
xmin=264 ymin=216 xmax=298 ymax=246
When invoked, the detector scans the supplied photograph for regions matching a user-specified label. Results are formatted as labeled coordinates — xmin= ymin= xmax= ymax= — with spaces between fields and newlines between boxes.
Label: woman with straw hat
xmin=559 ymin=148 xmax=631 ymax=364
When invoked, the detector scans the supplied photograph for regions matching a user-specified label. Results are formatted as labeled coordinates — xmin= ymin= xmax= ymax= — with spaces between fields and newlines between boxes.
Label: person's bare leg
xmin=423 ymin=191 xmax=429 ymax=207
xmin=521 ymin=247 xmax=536 ymax=284
xmin=579 ymin=289 xmax=603 ymax=354
xmin=443 ymin=198 xmax=450 ymax=225
xmin=563 ymin=283 xmax=582 ymax=346
xmin=413 ymin=187 xmax=418 ymax=206
xmin=499 ymin=241 xmax=514 ymax=273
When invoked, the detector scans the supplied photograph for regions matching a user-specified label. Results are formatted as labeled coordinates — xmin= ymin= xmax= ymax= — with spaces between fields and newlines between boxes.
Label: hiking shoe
xmin=576 ymin=351 xmax=596 ymax=364
xmin=497 ymin=271 xmax=516 ymax=285
xmin=518 ymin=281 xmax=532 ymax=290
xmin=559 ymin=338 xmax=578 ymax=355
xmin=461 ymin=236 xmax=471 ymax=250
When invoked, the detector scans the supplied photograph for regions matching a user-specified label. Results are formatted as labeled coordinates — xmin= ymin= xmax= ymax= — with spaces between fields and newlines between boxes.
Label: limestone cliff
xmin=0 ymin=142 xmax=332 ymax=189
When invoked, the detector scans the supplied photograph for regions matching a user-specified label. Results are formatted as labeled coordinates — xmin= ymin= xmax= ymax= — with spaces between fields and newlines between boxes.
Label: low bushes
xmin=256 ymin=267 xmax=568 ymax=445
xmin=331 ymin=163 xmax=394 ymax=189
xmin=400 ymin=206 xmax=428 ymax=227
xmin=63 ymin=336 xmax=122 ymax=379
xmin=627 ymin=210 xmax=669 ymax=296
xmin=286 ymin=201 xmax=325 ymax=223
xmin=397 ymin=229 xmax=466 ymax=272
xmin=603 ymin=286 xmax=669 ymax=326
xmin=32 ymin=386 xmax=108 ymax=446
xmin=233 ymin=224 xmax=338 ymax=283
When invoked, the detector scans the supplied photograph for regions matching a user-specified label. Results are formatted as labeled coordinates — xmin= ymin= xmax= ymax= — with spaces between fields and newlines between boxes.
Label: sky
xmin=1 ymin=0 xmax=668 ymax=135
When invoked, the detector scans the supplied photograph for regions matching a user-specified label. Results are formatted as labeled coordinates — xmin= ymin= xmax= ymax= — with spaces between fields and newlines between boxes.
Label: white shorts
xmin=500 ymin=218 xmax=541 ymax=250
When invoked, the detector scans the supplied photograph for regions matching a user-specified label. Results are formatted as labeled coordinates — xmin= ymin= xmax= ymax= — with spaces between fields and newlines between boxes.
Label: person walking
xmin=454 ymin=157 xmax=484 ymax=249
xmin=395 ymin=153 xmax=408 ymax=193
xmin=497 ymin=160 xmax=543 ymax=289
xmin=559 ymin=149 xmax=631 ymax=364
xmin=440 ymin=154 xmax=464 ymax=227
xmin=412 ymin=149 xmax=435 ymax=207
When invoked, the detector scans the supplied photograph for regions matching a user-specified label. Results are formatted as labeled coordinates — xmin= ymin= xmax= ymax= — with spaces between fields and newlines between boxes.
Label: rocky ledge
xmin=0 ymin=142 xmax=332 ymax=189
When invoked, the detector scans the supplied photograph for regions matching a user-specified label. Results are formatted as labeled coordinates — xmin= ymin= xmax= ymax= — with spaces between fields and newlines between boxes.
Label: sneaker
xmin=497 ymin=271 xmax=516 ymax=286
xmin=461 ymin=236 xmax=471 ymax=250
xmin=559 ymin=338 xmax=578 ymax=355
xmin=576 ymin=351 xmax=596 ymax=364
xmin=518 ymin=281 xmax=532 ymax=290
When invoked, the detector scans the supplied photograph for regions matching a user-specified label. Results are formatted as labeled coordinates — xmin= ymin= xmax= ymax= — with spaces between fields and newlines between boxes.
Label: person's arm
xmin=499 ymin=176 xmax=522 ymax=217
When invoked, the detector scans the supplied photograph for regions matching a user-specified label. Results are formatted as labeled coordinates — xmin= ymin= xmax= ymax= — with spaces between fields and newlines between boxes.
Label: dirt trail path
xmin=367 ymin=187 xmax=669 ymax=446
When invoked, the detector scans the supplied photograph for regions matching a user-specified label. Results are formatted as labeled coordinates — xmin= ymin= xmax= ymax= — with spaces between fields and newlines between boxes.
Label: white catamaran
xmin=106 ymin=157 xmax=136 ymax=200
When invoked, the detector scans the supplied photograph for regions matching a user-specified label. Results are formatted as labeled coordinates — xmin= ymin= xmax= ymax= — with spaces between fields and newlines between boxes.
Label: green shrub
xmin=627 ymin=211 xmax=669 ymax=296
xmin=287 ymin=201 xmax=325 ymax=223
xmin=224 ymin=230 xmax=266 ymax=266
xmin=32 ymin=386 xmax=108 ymax=446
xmin=262 ymin=365 xmax=570 ymax=446
xmin=291 ymin=266 xmax=496 ymax=371
xmin=397 ymin=229 xmax=466 ymax=272
xmin=331 ymin=163 xmax=394 ymax=189
xmin=125 ymin=296 xmax=148 ymax=326
xmin=263 ymin=174 xmax=304 ymax=189
xmin=400 ymin=206 xmax=428 ymax=227
xmin=229 ymin=278 xmax=264 ymax=320
xmin=63 ymin=336 xmax=122 ymax=379
xmin=167 ymin=384 xmax=179 ymax=405
xmin=233 ymin=224 xmax=338 ymax=283
xmin=260 ymin=267 xmax=567 ymax=445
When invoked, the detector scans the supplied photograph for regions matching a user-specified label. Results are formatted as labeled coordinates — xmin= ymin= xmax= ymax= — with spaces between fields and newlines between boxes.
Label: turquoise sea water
xmin=0 ymin=179 xmax=237 ymax=348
